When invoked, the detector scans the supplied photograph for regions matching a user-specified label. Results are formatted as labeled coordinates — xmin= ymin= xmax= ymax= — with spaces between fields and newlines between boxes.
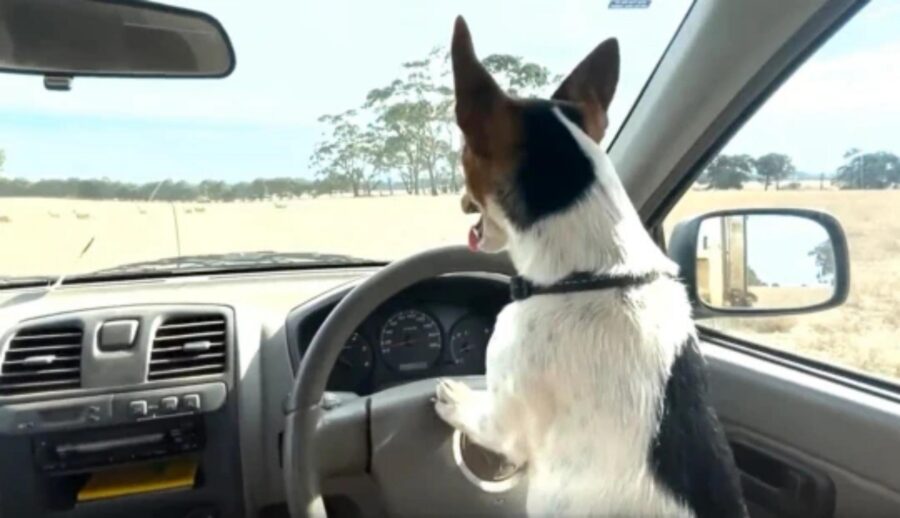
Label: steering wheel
xmin=283 ymin=246 xmax=527 ymax=517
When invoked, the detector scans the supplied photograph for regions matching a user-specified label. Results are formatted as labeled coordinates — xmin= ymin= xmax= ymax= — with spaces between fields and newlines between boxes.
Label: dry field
xmin=0 ymin=195 xmax=472 ymax=276
xmin=2 ymin=189 xmax=899 ymax=381
xmin=747 ymin=286 xmax=834 ymax=310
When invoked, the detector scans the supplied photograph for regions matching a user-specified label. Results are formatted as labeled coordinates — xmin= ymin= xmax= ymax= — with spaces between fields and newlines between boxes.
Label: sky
xmin=745 ymin=216 xmax=829 ymax=287
xmin=0 ymin=0 xmax=897 ymax=183
xmin=699 ymin=215 xmax=829 ymax=288
xmin=722 ymin=1 xmax=900 ymax=174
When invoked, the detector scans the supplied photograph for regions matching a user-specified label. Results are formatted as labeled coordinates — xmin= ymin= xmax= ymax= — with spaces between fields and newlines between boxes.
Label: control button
xmin=86 ymin=405 xmax=101 ymax=422
xmin=98 ymin=319 xmax=140 ymax=351
xmin=128 ymin=400 xmax=148 ymax=418
xmin=182 ymin=394 xmax=201 ymax=412
xmin=160 ymin=396 xmax=179 ymax=412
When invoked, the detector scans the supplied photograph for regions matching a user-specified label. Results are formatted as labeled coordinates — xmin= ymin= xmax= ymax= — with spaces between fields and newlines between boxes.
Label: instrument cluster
xmin=295 ymin=277 xmax=507 ymax=394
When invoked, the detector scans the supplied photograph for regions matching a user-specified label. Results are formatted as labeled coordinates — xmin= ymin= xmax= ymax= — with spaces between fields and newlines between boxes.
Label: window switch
xmin=183 ymin=394 xmax=201 ymax=412
xmin=129 ymin=400 xmax=148 ymax=418
xmin=160 ymin=396 xmax=179 ymax=412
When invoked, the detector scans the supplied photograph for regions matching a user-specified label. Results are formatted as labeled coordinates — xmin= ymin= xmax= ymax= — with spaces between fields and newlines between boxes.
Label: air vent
xmin=0 ymin=325 xmax=83 ymax=395
xmin=149 ymin=314 xmax=227 ymax=380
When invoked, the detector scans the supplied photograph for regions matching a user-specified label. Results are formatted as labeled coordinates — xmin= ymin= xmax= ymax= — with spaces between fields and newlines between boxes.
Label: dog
xmin=434 ymin=17 xmax=747 ymax=517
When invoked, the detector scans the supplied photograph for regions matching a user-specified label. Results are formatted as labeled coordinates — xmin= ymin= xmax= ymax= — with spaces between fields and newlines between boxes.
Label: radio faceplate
xmin=33 ymin=416 xmax=204 ymax=474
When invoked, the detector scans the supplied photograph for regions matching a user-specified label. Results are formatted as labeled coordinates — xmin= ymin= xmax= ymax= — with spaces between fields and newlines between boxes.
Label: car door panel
xmin=704 ymin=343 xmax=900 ymax=516
xmin=727 ymin=433 xmax=835 ymax=518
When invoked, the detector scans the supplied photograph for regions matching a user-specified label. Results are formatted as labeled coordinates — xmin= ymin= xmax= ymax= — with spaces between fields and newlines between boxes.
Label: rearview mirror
xmin=0 ymin=0 xmax=234 ymax=80
xmin=668 ymin=209 xmax=850 ymax=318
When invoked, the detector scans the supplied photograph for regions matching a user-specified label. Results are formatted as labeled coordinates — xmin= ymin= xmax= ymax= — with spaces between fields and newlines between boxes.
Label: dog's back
xmin=491 ymin=267 xmax=743 ymax=516
xmin=438 ymin=17 xmax=747 ymax=518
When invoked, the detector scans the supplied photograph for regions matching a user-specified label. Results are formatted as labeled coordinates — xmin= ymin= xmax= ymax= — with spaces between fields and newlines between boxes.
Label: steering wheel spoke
xmin=368 ymin=377 xmax=527 ymax=516
xmin=284 ymin=246 xmax=520 ymax=517
xmin=316 ymin=393 xmax=368 ymax=478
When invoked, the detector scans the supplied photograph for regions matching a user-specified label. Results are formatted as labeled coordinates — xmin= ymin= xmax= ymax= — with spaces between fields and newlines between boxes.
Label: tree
xmin=199 ymin=180 xmax=229 ymax=201
xmin=310 ymin=111 xmax=369 ymax=197
xmin=833 ymin=149 xmax=900 ymax=190
xmin=354 ymin=47 xmax=557 ymax=196
xmin=747 ymin=267 xmax=765 ymax=287
xmin=0 ymin=176 xmax=311 ymax=201
xmin=0 ymin=148 xmax=5 ymax=173
xmin=698 ymin=154 xmax=756 ymax=190
xmin=754 ymin=153 xmax=795 ymax=191
xmin=482 ymin=54 xmax=553 ymax=97
xmin=152 ymin=180 xmax=199 ymax=201
xmin=360 ymin=123 xmax=404 ymax=195
xmin=433 ymin=88 xmax=463 ymax=194
xmin=808 ymin=239 xmax=835 ymax=284
xmin=364 ymin=49 xmax=448 ymax=196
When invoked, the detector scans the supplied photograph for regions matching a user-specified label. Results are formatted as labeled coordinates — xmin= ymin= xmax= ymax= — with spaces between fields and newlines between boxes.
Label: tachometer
xmin=449 ymin=316 xmax=492 ymax=367
xmin=333 ymin=331 xmax=374 ymax=389
xmin=379 ymin=310 xmax=443 ymax=372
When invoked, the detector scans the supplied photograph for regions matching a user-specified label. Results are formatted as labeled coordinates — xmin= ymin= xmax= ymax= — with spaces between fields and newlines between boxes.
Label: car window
xmin=663 ymin=3 xmax=900 ymax=383
xmin=0 ymin=0 xmax=692 ymax=283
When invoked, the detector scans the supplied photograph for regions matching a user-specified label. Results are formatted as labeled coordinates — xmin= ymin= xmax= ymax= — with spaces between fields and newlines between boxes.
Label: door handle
xmin=730 ymin=440 xmax=835 ymax=518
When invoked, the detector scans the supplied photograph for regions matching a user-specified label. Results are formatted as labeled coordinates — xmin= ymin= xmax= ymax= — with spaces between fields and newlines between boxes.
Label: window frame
xmin=645 ymin=0 xmax=900 ymax=396
xmin=646 ymin=1 xmax=868 ymax=231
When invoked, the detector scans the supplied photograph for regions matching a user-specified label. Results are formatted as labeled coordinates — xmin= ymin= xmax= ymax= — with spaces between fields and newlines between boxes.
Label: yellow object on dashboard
xmin=76 ymin=458 xmax=197 ymax=502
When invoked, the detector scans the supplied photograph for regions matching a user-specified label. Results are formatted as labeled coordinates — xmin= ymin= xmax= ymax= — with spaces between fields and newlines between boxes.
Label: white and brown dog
xmin=435 ymin=17 xmax=747 ymax=518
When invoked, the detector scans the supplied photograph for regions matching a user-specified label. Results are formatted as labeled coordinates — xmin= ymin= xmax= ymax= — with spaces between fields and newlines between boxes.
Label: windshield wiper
xmin=62 ymin=251 xmax=386 ymax=283
xmin=0 ymin=251 xmax=386 ymax=290
xmin=0 ymin=276 xmax=55 ymax=289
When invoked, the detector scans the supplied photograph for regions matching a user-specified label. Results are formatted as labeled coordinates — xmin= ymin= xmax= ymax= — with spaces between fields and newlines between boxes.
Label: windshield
xmin=0 ymin=0 xmax=692 ymax=282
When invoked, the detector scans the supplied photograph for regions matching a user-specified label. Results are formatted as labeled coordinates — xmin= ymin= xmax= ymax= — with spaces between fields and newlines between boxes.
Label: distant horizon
xmin=0 ymin=1 xmax=897 ymax=183
xmin=0 ymin=151 xmax=859 ymax=183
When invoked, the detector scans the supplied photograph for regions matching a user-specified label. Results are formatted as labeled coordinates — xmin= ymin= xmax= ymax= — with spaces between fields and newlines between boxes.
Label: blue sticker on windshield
xmin=609 ymin=0 xmax=651 ymax=8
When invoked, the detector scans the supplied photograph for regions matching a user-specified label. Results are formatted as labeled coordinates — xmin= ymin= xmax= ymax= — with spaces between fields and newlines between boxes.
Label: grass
xmin=1 ymin=188 xmax=899 ymax=382
xmin=728 ymin=316 xmax=798 ymax=334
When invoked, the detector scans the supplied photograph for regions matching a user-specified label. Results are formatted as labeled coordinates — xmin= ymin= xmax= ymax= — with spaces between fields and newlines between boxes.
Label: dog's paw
xmin=434 ymin=378 xmax=475 ymax=429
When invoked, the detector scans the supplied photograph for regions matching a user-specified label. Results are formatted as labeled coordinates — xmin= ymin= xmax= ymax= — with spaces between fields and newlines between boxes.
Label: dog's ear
xmin=451 ymin=16 xmax=506 ymax=156
xmin=552 ymin=38 xmax=619 ymax=141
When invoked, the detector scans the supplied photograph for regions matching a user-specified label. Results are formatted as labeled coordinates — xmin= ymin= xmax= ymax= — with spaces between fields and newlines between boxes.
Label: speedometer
xmin=379 ymin=309 xmax=443 ymax=372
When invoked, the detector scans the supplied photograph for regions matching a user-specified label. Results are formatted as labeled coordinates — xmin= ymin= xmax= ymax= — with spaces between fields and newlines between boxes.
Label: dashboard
xmin=289 ymin=276 xmax=509 ymax=395
xmin=0 ymin=267 xmax=512 ymax=517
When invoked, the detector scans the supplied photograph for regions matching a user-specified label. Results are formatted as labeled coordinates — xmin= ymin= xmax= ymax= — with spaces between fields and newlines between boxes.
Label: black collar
xmin=510 ymin=271 xmax=668 ymax=301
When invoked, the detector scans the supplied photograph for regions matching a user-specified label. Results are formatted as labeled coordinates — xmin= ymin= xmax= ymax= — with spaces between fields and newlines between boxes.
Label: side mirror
xmin=668 ymin=209 xmax=850 ymax=319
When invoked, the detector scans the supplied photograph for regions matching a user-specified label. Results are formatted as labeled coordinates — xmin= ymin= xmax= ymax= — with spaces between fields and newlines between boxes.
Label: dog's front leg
xmin=434 ymin=378 xmax=527 ymax=466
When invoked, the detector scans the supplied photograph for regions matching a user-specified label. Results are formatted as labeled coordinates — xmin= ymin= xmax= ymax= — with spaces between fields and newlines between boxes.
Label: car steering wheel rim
xmin=283 ymin=245 xmax=522 ymax=517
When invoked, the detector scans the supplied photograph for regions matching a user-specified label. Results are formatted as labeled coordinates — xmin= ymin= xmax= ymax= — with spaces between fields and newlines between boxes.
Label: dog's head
xmin=452 ymin=16 xmax=619 ymax=253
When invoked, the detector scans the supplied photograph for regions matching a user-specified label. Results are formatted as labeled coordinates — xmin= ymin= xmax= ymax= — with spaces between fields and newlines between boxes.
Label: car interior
xmin=1 ymin=0 xmax=899 ymax=517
